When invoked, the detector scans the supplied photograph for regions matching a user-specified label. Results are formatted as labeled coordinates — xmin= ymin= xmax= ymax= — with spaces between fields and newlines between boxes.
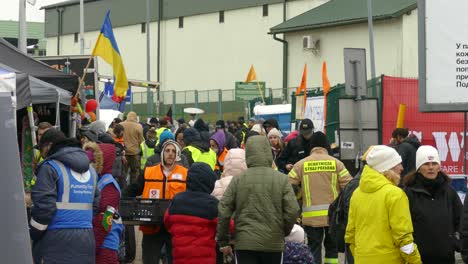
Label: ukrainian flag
xmin=92 ymin=11 xmax=129 ymax=103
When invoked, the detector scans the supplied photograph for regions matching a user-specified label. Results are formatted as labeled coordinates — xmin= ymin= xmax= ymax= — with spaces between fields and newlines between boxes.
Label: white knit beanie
xmin=366 ymin=145 xmax=402 ymax=173
xmin=267 ymin=128 xmax=282 ymax=138
xmin=416 ymin=145 xmax=441 ymax=171
xmin=285 ymin=224 xmax=305 ymax=244
xmin=251 ymin=124 xmax=265 ymax=134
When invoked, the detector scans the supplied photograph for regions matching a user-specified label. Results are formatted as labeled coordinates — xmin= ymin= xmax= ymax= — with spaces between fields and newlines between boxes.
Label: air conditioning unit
xmin=302 ymin=35 xmax=320 ymax=50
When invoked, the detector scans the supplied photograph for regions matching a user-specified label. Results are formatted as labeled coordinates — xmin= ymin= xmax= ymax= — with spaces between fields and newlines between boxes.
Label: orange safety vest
xmin=139 ymin=164 xmax=187 ymax=234
xmin=215 ymin=148 xmax=228 ymax=171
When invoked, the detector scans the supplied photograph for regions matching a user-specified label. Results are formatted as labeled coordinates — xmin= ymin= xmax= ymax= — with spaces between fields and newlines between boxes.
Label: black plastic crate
xmin=119 ymin=198 xmax=171 ymax=225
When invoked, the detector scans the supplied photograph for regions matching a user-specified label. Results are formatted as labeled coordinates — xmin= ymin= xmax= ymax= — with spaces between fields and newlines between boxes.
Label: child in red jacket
xmin=164 ymin=162 xmax=219 ymax=264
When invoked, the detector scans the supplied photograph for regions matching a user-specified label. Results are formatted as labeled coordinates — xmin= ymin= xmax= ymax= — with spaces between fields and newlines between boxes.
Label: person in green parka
xmin=216 ymin=135 xmax=300 ymax=264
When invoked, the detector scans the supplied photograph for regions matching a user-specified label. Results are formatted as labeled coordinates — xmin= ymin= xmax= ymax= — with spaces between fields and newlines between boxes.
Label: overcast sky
xmin=2 ymin=0 xmax=65 ymax=22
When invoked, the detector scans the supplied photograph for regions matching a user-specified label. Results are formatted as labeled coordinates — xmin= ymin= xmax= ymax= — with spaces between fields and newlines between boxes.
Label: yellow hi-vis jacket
xmin=288 ymin=147 xmax=352 ymax=227
xmin=345 ymin=166 xmax=421 ymax=264
xmin=184 ymin=146 xmax=217 ymax=170
xmin=140 ymin=142 xmax=155 ymax=169
xmin=155 ymin=127 xmax=169 ymax=146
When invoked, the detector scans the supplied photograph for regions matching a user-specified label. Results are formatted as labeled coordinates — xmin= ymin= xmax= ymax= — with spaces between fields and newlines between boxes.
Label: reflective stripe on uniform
xmin=30 ymin=218 xmax=48 ymax=231
xmin=302 ymin=204 xmax=330 ymax=218
xmin=56 ymin=202 xmax=93 ymax=210
xmin=302 ymin=204 xmax=330 ymax=212
xmin=288 ymin=169 xmax=297 ymax=178
xmin=339 ymin=168 xmax=349 ymax=177
xmin=331 ymin=173 xmax=338 ymax=199
xmin=303 ymin=173 xmax=311 ymax=207
xmin=324 ymin=258 xmax=338 ymax=264
xmin=53 ymin=160 xmax=96 ymax=211
xmin=302 ymin=210 xmax=328 ymax=218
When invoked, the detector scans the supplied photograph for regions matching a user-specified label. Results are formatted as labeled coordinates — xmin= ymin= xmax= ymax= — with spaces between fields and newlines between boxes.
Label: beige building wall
xmin=285 ymin=10 xmax=418 ymax=88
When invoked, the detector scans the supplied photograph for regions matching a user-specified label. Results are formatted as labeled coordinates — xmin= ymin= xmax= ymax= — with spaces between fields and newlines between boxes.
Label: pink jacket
xmin=211 ymin=148 xmax=247 ymax=200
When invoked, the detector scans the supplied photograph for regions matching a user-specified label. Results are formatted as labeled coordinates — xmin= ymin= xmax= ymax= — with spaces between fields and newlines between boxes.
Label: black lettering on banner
xmin=455 ymin=45 xmax=468 ymax=88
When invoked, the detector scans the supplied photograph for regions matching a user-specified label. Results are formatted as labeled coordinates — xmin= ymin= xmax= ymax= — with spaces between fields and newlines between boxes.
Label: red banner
xmin=382 ymin=76 xmax=468 ymax=176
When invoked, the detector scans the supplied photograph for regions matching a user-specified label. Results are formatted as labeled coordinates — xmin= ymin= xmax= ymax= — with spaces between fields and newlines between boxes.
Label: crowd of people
xmin=26 ymin=112 xmax=468 ymax=264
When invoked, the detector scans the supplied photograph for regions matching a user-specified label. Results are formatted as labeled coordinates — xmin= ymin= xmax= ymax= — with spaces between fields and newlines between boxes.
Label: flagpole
xmin=255 ymin=80 xmax=265 ymax=104
xmin=74 ymin=55 xmax=94 ymax=98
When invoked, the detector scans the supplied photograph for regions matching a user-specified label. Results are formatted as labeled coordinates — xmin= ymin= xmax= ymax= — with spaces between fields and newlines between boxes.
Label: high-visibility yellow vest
xmin=140 ymin=142 xmax=155 ymax=169
xmin=184 ymin=146 xmax=217 ymax=170
xmin=155 ymin=127 xmax=169 ymax=145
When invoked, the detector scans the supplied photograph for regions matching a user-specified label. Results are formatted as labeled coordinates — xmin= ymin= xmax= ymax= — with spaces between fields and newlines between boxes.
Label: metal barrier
xmin=128 ymin=87 xmax=296 ymax=123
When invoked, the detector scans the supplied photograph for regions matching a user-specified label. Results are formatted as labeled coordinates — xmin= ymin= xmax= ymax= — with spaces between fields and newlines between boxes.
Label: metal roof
xmin=270 ymin=0 xmax=417 ymax=34
xmin=41 ymin=0 xmax=97 ymax=10
xmin=43 ymin=0 xmax=294 ymax=37
xmin=0 ymin=20 xmax=44 ymax=39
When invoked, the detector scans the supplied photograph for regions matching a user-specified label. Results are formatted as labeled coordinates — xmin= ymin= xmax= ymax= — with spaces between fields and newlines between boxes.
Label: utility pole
xmin=18 ymin=0 xmax=27 ymax=53
xmin=79 ymin=0 xmax=85 ymax=55
xmin=367 ymin=0 xmax=376 ymax=80
xmin=146 ymin=0 xmax=152 ymax=116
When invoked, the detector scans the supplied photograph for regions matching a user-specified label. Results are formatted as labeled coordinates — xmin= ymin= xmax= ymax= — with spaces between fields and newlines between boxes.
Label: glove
xmin=400 ymin=243 xmax=422 ymax=264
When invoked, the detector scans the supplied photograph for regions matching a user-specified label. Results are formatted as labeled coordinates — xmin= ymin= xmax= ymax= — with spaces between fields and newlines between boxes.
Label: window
xmin=141 ymin=22 xmax=146 ymax=33
xmin=219 ymin=11 xmax=224 ymax=23
xmin=74 ymin=32 xmax=78 ymax=43
xmin=179 ymin=16 xmax=184 ymax=28
xmin=262 ymin=4 xmax=269 ymax=17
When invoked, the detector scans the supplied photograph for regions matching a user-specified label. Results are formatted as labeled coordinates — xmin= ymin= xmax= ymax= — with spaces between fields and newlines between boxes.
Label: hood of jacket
xmin=161 ymin=140 xmax=182 ymax=169
xmin=223 ymin=148 xmax=247 ymax=177
xmin=98 ymin=143 xmax=116 ymax=175
xmin=210 ymin=130 xmax=226 ymax=155
xmin=183 ymin=128 xmax=201 ymax=146
xmin=98 ymin=132 xmax=117 ymax=145
xmin=47 ymin=139 xmax=90 ymax=173
xmin=403 ymin=135 xmax=421 ymax=149
xmin=245 ymin=135 xmax=273 ymax=168
xmin=89 ymin=120 xmax=107 ymax=134
xmin=359 ymin=165 xmax=395 ymax=193
xmin=194 ymin=118 xmax=209 ymax=132
xmin=126 ymin=111 xmax=138 ymax=122
xmin=186 ymin=162 xmax=217 ymax=193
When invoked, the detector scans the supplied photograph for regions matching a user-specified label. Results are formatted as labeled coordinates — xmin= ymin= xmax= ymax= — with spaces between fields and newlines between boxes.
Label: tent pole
xmin=27 ymin=105 xmax=36 ymax=146
xmin=55 ymin=92 xmax=61 ymax=130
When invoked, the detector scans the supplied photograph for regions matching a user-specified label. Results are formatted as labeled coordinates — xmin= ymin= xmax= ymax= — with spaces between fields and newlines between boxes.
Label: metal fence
xmin=128 ymin=87 xmax=297 ymax=123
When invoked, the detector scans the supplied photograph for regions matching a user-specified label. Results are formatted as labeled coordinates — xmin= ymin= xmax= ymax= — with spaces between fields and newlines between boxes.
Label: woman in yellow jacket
xmin=345 ymin=145 xmax=421 ymax=264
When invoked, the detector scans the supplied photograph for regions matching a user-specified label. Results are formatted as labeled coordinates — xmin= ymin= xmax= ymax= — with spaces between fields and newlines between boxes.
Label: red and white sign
xmin=382 ymin=76 xmax=468 ymax=176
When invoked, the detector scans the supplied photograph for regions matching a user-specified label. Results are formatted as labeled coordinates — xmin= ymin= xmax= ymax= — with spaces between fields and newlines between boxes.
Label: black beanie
xmin=311 ymin=131 xmax=331 ymax=153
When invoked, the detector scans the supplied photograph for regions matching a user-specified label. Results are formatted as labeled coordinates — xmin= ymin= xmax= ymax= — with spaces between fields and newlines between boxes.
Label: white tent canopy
xmin=99 ymin=109 xmax=123 ymax=129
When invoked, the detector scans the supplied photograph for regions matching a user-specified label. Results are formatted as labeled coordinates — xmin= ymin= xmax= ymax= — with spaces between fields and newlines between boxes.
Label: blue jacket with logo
xmin=31 ymin=141 xmax=100 ymax=264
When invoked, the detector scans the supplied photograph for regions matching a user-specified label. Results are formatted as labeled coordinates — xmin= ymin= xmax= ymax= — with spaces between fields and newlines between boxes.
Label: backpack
xmin=112 ymin=145 xmax=126 ymax=188
xmin=328 ymin=175 xmax=361 ymax=252
xmin=328 ymin=190 xmax=347 ymax=252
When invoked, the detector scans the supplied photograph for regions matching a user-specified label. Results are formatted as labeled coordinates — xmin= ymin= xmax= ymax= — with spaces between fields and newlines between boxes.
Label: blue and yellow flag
xmin=92 ymin=11 xmax=128 ymax=103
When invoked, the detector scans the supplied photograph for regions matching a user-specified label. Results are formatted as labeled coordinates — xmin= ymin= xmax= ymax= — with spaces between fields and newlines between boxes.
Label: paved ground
xmin=129 ymin=228 xmax=464 ymax=264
